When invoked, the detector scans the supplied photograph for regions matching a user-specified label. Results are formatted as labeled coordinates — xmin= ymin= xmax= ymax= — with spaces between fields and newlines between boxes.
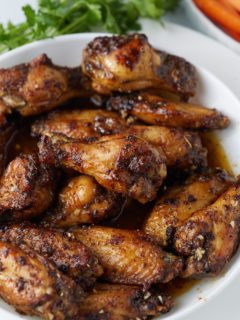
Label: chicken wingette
xmin=0 ymin=241 xmax=85 ymax=320
xmin=143 ymin=169 xmax=232 ymax=247
xmin=0 ymin=54 xmax=91 ymax=117
xmin=82 ymin=34 xmax=196 ymax=99
xmin=42 ymin=175 xmax=125 ymax=228
xmin=78 ymin=283 xmax=173 ymax=320
xmin=32 ymin=109 xmax=207 ymax=170
xmin=38 ymin=133 xmax=167 ymax=204
xmin=0 ymin=223 xmax=103 ymax=287
xmin=32 ymin=109 xmax=126 ymax=140
xmin=174 ymin=177 xmax=240 ymax=278
xmin=72 ymin=226 xmax=183 ymax=288
xmin=0 ymin=154 xmax=55 ymax=222
xmin=107 ymin=93 xmax=229 ymax=129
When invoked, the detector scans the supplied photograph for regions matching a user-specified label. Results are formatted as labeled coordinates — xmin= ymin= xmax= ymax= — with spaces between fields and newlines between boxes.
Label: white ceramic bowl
xmin=184 ymin=0 xmax=240 ymax=54
xmin=0 ymin=32 xmax=240 ymax=320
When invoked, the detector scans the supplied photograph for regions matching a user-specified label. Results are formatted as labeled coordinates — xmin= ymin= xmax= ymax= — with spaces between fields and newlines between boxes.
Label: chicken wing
xmin=143 ymin=169 xmax=232 ymax=247
xmin=38 ymin=133 xmax=167 ymax=204
xmin=82 ymin=34 xmax=196 ymax=99
xmin=0 ymin=54 xmax=91 ymax=117
xmin=0 ymin=154 xmax=55 ymax=222
xmin=0 ymin=240 xmax=84 ymax=320
xmin=42 ymin=175 xmax=125 ymax=228
xmin=174 ymin=177 xmax=240 ymax=278
xmin=107 ymin=93 xmax=229 ymax=129
xmin=78 ymin=283 xmax=173 ymax=320
xmin=32 ymin=109 xmax=207 ymax=170
xmin=127 ymin=125 xmax=207 ymax=170
xmin=32 ymin=109 xmax=126 ymax=140
xmin=72 ymin=226 xmax=183 ymax=287
xmin=0 ymin=223 xmax=103 ymax=287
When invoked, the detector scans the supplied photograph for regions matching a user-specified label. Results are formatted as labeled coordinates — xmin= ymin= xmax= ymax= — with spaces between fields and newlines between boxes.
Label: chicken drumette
xmin=38 ymin=133 xmax=167 ymax=204
xmin=0 ymin=54 xmax=91 ymax=117
xmin=82 ymin=34 xmax=196 ymax=99
xmin=0 ymin=154 xmax=55 ymax=222
xmin=42 ymin=175 xmax=125 ymax=228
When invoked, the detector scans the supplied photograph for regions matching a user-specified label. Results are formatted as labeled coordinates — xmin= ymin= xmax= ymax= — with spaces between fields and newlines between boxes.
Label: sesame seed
xmin=230 ymin=221 xmax=235 ymax=228
xmin=143 ymin=291 xmax=151 ymax=300
xmin=195 ymin=248 xmax=205 ymax=261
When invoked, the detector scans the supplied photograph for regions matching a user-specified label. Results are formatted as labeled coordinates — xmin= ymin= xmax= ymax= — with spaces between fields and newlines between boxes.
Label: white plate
xmin=0 ymin=22 xmax=240 ymax=320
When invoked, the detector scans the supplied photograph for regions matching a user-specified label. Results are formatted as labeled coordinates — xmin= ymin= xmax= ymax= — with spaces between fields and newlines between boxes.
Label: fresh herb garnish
xmin=0 ymin=0 xmax=179 ymax=53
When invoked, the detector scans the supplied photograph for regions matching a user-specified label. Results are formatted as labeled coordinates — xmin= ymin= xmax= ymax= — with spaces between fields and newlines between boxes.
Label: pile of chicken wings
xmin=0 ymin=33 xmax=238 ymax=320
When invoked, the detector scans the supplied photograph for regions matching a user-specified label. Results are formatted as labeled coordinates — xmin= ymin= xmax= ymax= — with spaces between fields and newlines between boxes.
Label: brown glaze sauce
xmin=3 ymin=110 xmax=232 ymax=300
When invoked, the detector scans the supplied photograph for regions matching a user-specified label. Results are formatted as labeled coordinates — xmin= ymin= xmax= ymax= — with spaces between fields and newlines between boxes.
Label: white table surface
xmin=0 ymin=1 xmax=239 ymax=319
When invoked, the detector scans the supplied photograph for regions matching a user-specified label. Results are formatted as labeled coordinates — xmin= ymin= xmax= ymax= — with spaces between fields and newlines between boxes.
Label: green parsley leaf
xmin=0 ymin=0 xmax=180 ymax=53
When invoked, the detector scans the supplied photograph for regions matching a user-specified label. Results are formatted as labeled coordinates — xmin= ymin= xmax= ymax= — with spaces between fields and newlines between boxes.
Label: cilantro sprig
xmin=0 ymin=0 xmax=179 ymax=53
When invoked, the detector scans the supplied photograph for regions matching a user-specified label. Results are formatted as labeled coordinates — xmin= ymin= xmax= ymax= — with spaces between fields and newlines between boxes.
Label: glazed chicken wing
xmin=78 ymin=283 xmax=173 ymax=320
xmin=143 ymin=169 xmax=232 ymax=247
xmin=32 ymin=109 xmax=207 ymax=170
xmin=127 ymin=125 xmax=207 ymax=170
xmin=32 ymin=109 xmax=126 ymax=140
xmin=0 ymin=154 xmax=55 ymax=222
xmin=38 ymin=133 xmax=167 ymax=204
xmin=174 ymin=177 xmax=240 ymax=278
xmin=0 ymin=223 xmax=103 ymax=287
xmin=42 ymin=175 xmax=125 ymax=228
xmin=82 ymin=34 xmax=196 ymax=99
xmin=107 ymin=93 xmax=229 ymax=129
xmin=0 ymin=54 xmax=91 ymax=117
xmin=72 ymin=226 xmax=183 ymax=288
xmin=0 ymin=240 xmax=84 ymax=320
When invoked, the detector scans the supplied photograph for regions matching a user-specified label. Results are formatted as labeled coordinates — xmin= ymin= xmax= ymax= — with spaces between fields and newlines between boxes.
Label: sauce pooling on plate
xmin=4 ymin=110 xmax=233 ymax=300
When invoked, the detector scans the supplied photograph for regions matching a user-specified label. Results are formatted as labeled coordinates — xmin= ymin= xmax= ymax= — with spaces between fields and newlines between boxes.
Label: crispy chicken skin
xmin=127 ymin=125 xmax=207 ymax=170
xmin=32 ymin=109 xmax=126 ymax=140
xmin=0 ymin=241 xmax=84 ymax=320
xmin=82 ymin=34 xmax=196 ymax=99
xmin=0 ymin=54 xmax=91 ymax=117
xmin=43 ymin=175 xmax=125 ymax=228
xmin=38 ymin=133 xmax=167 ymax=204
xmin=0 ymin=154 xmax=55 ymax=222
xmin=174 ymin=177 xmax=240 ymax=278
xmin=0 ymin=223 xmax=103 ymax=286
xmin=72 ymin=226 xmax=183 ymax=287
xmin=107 ymin=93 xmax=230 ymax=129
xmin=143 ymin=169 xmax=232 ymax=247
xmin=32 ymin=109 xmax=207 ymax=170
xmin=78 ymin=283 xmax=173 ymax=320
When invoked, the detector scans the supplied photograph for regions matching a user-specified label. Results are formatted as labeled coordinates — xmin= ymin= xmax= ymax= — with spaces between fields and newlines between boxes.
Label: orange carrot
xmin=221 ymin=0 xmax=240 ymax=12
xmin=224 ymin=28 xmax=240 ymax=41
xmin=193 ymin=0 xmax=240 ymax=34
